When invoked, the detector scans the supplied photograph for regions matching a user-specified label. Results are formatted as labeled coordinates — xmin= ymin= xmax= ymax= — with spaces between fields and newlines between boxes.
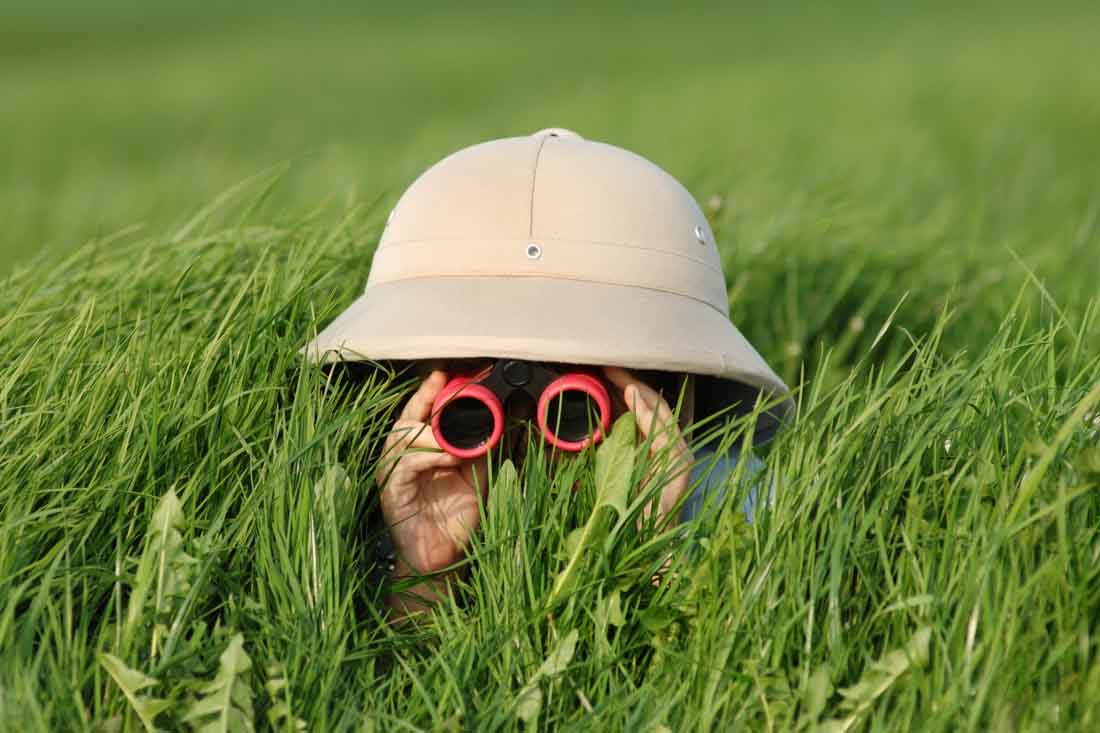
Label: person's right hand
xmin=374 ymin=370 xmax=490 ymax=588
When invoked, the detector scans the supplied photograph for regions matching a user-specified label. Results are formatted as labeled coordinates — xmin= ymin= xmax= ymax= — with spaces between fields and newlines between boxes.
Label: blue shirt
xmin=679 ymin=444 xmax=766 ymax=524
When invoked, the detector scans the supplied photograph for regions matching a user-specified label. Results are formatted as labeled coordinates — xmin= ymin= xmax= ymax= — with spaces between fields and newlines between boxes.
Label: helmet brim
xmin=300 ymin=275 xmax=792 ymax=444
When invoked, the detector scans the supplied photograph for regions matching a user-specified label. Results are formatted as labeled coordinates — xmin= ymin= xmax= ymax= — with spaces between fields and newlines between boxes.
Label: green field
xmin=2 ymin=2 xmax=1099 ymax=730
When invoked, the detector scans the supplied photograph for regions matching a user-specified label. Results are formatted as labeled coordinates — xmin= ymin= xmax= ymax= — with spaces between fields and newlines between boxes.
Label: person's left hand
xmin=601 ymin=366 xmax=694 ymax=524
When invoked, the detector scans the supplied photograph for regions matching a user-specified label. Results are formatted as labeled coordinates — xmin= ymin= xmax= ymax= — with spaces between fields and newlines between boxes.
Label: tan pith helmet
xmin=302 ymin=128 xmax=792 ymax=443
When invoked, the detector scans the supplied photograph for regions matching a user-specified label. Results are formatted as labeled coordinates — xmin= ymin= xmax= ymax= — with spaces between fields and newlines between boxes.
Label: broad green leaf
xmin=264 ymin=664 xmax=307 ymax=732
xmin=514 ymin=686 xmax=542 ymax=726
xmin=593 ymin=412 xmax=637 ymax=518
xmin=547 ymin=415 xmax=635 ymax=606
xmin=513 ymin=629 xmax=579 ymax=727
xmin=797 ymin=665 xmax=833 ymax=729
xmin=535 ymin=628 xmax=578 ymax=678
xmin=313 ymin=463 xmax=355 ymax=534
xmin=98 ymin=653 xmax=170 ymax=732
xmin=124 ymin=487 xmax=197 ymax=658
xmin=638 ymin=605 xmax=677 ymax=633
xmin=597 ymin=590 xmax=625 ymax=628
xmin=184 ymin=633 xmax=256 ymax=733
xmin=493 ymin=458 xmax=518 ymax=492
xmin=836 ymin=627 xmax=930 ymax=703
xmin=1075 ymin=445 xmax=1100 ymax=481
xmin=488 ymin=459 xmax=519 ymax=517
xmin=564 ymin=527 xmax=584 ymax=558
xmin=817 ymin=627 xmax=931 ymax=732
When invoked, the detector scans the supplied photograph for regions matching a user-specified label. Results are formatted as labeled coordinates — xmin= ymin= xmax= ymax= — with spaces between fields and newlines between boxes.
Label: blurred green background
xmin=4 ymin=0 xmax=1098 ymax=278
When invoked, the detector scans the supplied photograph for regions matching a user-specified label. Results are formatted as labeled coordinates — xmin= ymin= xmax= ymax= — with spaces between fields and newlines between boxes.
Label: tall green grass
xmin=2 ymin=1 xmax=1099 ymax=730
xmin=1 ymin=178 xmax=1097 ymax=730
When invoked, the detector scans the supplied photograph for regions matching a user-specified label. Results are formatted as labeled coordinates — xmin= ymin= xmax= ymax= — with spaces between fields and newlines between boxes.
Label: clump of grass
xmin=1 ymin=182 xmax=1098 ymax=730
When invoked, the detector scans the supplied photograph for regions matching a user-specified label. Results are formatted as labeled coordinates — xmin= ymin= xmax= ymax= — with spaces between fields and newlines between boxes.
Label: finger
xmin=658 ymin=468 xmax=691 ymax=519
xmin=604 ymin=366 xmax=675 ymax=423
xmin=377 ymin=420 xmax=451 ymax=489
xmin=636 ymin=382 xmax=676 ymax=424
xmin=627 ymin=389 xmax=692 ymax=517
xmin=602 ymin=365 xmax=643 ymax=405
xmin=627 ymin=388 xmax=682 ymax=483
xmin=380 ymin=444 xmax=462 ymax=490
xmin=626 ymin=385 xmax=655 ymax=435
xmin=379 ymin=421 xmax=440 ymax=474
xmin=627 ymin=387 xmax=687 ymax=462
xmin=386 ymin=419 xmax=445 ymax=451
xmin=397 ymin=450 xmax=463 ymax=479
xmin=399 ymin=369 xmax=448 ymax=423
xmin=627 ymin=385 xmax=672 ymax=448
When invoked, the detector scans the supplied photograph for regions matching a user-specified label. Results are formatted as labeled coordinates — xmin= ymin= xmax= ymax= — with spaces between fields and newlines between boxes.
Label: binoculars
xmin=430 ymin=359 xmax=613 ymax=458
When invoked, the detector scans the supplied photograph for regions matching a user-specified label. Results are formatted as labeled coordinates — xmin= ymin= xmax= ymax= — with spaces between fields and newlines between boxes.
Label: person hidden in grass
xmin=300 ymin=128 xmax=792 ymax=622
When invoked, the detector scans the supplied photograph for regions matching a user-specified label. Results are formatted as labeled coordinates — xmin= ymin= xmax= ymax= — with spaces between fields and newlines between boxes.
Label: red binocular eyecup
xmin=430 ymin=359 xmax=612 ymax=459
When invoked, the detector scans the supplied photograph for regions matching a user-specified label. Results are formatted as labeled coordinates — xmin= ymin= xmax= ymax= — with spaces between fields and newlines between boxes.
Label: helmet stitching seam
xmin=379 ymin=237 xmax=723 ymax=274
xmin=366 ymin=272 xmax=729 ymax=316
xmin=527 ymin=134 xmax=552 ymax=240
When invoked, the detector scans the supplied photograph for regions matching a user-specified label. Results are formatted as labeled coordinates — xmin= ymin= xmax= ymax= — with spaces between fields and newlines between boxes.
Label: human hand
xmin=375 ymin=369 xmax=490 ymax=617
xmin=601 ymin=366 xmax=694 ymax=525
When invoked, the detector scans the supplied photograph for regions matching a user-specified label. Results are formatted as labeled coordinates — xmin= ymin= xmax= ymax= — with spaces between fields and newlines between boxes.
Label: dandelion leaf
xmin=536 ymin=628 xmax=578 ymax=678
xmin=596 ymin=589 xmax=625 ymax=628
xmin=98 ymin=653 xmax=170 ymax=732
xmin=514 ymin=686 xmax=542 ymax=726
xmin=488 ymin=459 xmax=519 ymax=517
xmin=817 ymin=627 xmax=931 ymax=733
xmin=514 ymin=629 xmax=579 ymax=727
xmin=547 ymin=416 xmax=635 ymax=606
xmin=264 ymin=664 xmax=307 ymax=732
xmin=184 ymin=633 xmax=256 ymax=733
xmin=125 ymin=487 xmax=196 ymax=654
xmin=593 ymin=412 xmax=636 ymax=518
xmin=797 ymin=665 xmax=833 ymax=729
xmin=836 ymin=626 xmax=930 ymax=704
xmin=313 ymin=463 xmax=356 ymax=534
